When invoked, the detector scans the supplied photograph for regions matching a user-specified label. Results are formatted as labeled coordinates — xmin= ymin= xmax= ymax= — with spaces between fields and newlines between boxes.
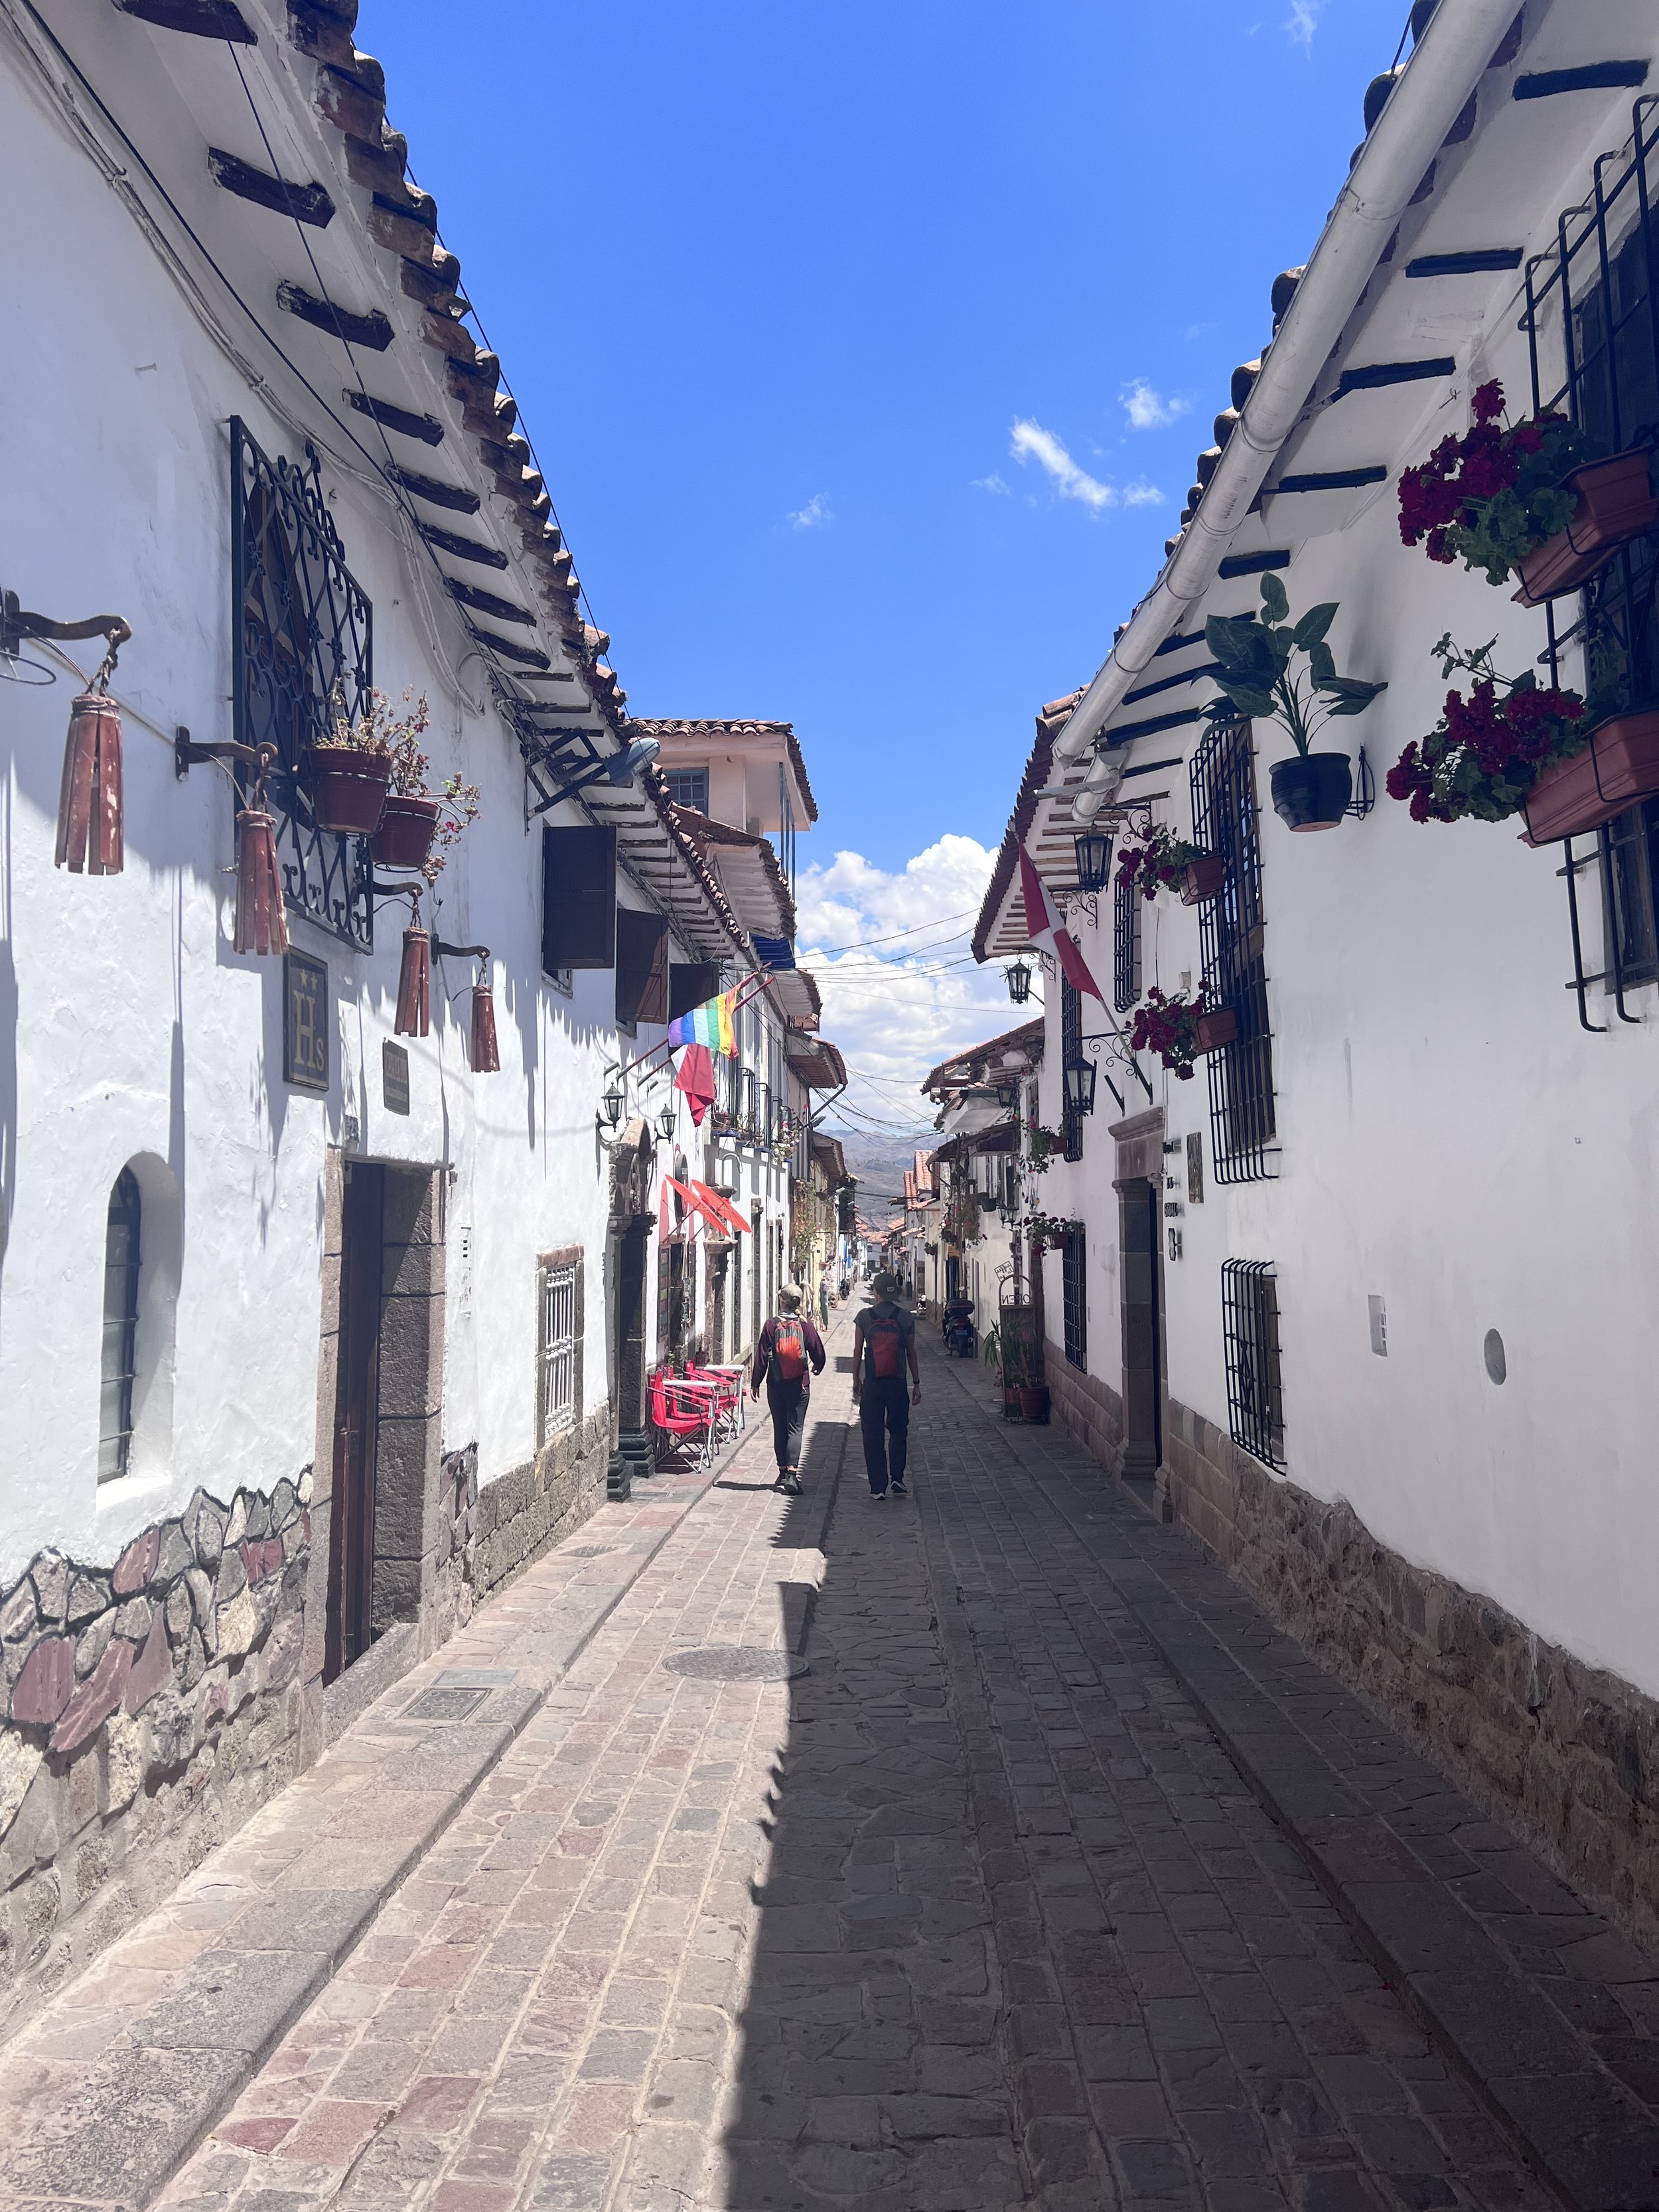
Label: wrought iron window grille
xmin=1189 ymin=719 xmax=1279 ymax=1183
xmin=1112 ymin=867 xmax=1142 ymax=1013
xmin=1062 ymin=1225 xmax=1087 ymax=1371
xmin=230 ymin=419 xmax=374 ymax=950
xmin=1522 ymin=99 xmax=1659 ymax=1024
xmin=1221 ymin=1258 xmax=1284 ymax=1470
xmin=1060 ymin=977 xmax=1084 ymax=1160
xmin=99 ymin=1167 xmax=142 ymax=1484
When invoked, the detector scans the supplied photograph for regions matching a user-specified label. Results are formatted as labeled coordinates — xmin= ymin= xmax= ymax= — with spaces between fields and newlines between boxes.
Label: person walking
xmin=750 ymin=1285 xmax=825 ymax=1496
xmin=851 ymin=1271 xmax=920 ymax=1500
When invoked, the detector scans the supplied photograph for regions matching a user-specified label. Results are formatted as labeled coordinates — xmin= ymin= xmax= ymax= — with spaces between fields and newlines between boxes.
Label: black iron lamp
xmin=601 ymin=1078 xmax=625 ymax=1129
xmin=657 ymin=1101 xmax=676 ymax=1140
xmin=995 ymin=1080 xmax=1019 ymax=1109
xmin=1062 ymin=1056 xmax=1096 ymax=1118
xmin=1073 ymin=828 xmax=1113 ymax=894
xmin=1006 ymin=958 xmax=1033 ymax=1005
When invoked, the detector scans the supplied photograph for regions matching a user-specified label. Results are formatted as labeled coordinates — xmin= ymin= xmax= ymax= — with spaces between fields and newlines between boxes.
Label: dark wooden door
xmin=326 ymin=1161 xmax=383 ymax=1682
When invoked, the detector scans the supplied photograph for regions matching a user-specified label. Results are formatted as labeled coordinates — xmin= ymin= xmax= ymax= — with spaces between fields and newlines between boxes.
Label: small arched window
xmin=99 ymin=1168 xmax=142 ymax=1482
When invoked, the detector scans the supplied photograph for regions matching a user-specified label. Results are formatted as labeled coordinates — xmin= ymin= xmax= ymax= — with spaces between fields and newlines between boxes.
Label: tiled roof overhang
xmin=920 ymin=1016 xmax=1045 ymax=1097
xmin=971 ymin=693 xmax=1084 ymax=962
xmin=786 ymin=1037 xmax=848 ymax=1089
xmin=633 ymin=720 xmax=820 ymax=824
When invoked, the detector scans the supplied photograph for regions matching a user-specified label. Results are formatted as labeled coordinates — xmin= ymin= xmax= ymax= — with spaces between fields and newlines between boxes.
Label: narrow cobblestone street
xmin=129 ymin=1316 xmax=1657 ymax=2212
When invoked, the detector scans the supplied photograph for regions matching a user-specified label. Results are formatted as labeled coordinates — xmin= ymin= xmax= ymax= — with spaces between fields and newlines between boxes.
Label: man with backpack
xmin=751 ymin=1285 xmax=826 ymax=1495
xmin=851 ymin=1272 xmax=921 ymax=1500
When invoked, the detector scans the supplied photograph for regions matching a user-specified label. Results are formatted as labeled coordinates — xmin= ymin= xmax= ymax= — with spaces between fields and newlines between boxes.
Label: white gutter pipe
xmin=1062 ymin=0 xmax=1525 ymax=822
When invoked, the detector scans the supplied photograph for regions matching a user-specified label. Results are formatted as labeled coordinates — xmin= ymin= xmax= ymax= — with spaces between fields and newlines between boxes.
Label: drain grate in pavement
xmin=662 ymin=1647 xmax=808 ymax=1682
xmin=405 ymin=1686 xmax=489 ymax=1720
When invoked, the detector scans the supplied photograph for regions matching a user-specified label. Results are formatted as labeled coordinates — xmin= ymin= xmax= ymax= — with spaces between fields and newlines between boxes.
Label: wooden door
xmin=326 ymin=1161 xmax=383 ymax=1682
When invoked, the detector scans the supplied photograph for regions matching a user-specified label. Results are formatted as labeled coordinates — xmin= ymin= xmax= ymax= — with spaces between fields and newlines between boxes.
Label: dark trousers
xmin=859 ymin=1377 xmax=910 ymax=1493
xmin=767 ymin=1378 xmax=807 ymax=1472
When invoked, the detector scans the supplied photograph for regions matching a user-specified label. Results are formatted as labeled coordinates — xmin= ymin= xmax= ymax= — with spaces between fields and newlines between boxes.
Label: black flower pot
xmin=1269 ymin=752 xmax=1352 ymax=832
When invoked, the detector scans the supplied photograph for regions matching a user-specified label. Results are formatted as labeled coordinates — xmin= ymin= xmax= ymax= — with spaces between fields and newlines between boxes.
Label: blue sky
xmin=368 ymin=0 xmax=1408 ymax=1128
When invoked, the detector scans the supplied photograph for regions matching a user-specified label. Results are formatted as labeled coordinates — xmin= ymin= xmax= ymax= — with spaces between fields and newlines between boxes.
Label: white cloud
xmin=1285 ymin=0 xmax=1319 ymax=48
xmin=1009 ymin=419 xmax=1116 ymax=510
xmin=1121 ymin=378 xmax=1189 ymax=431
xmin=1124 ymin=482 xmax=1165 ymax=507
xmin=973 ymin=472 xmax=1011 ymax=495
xmin=788 ymin=493 xmax=831 ymax=530
xmin=796 ymin=835 xmax=1020 ymax=1128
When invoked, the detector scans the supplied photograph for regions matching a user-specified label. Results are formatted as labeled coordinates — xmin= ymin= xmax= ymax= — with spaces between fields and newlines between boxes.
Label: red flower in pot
xmin=338 ymin=691 xmax=482 ymax=883
xmin=1115 ymin=822 xmax=1222 ymax=905
xmin=1128 ymin=982 xmax=1236 ymax=1079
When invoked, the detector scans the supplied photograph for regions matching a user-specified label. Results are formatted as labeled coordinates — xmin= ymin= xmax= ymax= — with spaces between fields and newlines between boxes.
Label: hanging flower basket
xmin=1180 ymin=853 xmax=1227 ymax=903
xmin=1194 ymin=1007 xmax=1239 ymax=1053
xmin=1386 ymin=636 xmax=1591 ymax=826
xmin=1129 ymin=984 xmax=1232 ymax=1079
xmin=1268 ymin=754 xmax=1352 ymax=832
xmin=1520 ymin=710 xmax=1659 ymax=844
xmin=1512 ymin=450 xmax=1659 ymax=606
xmin=1398 ymin=380 xmax=1605 ymax=588
xmin=309 ymin=745 xmax=392 ymax=835
xmin=1117 ymin=824 xmax=1207 ymax=902
xmin=371 ymin=794 xmax=442 ymax=870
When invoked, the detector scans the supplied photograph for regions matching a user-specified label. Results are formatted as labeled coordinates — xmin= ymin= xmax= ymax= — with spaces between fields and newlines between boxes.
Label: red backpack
xmin=772 ymin=1318 xmax=807 ymax=1381
xmin=867 ymin=1313 xmax=905 ymax=1380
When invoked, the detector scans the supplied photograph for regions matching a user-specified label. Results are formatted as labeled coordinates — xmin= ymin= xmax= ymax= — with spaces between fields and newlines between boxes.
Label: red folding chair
xmin=650 ymin=1369 xmax=715 ymax=1467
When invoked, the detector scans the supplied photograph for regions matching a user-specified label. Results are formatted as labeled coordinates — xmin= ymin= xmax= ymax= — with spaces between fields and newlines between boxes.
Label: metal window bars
xmin=1061 ymin=976 xmax=1084 ymax=1161
xmin=542 ymin=1262 xmax=577 ymax=1434
xmin=1522 ymin=99 xmax=1659 ymax=1021
xmin=1220 ymin=1258 xmax=1284 ymax=1470
xmin=1062 ymin=1224 xmax=1087 ymax=1371
xmin=1189 ymin=718 xmax=1279 ymax=1182
xmin=230 ymin=419 xmax=374 ymax=950
xmin=1112 ymin=866 xmax=1142 ymax=1013
xmin=98 ymin=1167 xmax=142 ymax=1483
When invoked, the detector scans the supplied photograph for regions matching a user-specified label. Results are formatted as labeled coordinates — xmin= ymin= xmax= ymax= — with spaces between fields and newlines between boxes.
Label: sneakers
xmin=891 ymin=1482 xmax=908 ymax=1499
xmin=782 ymin=1473 xmax=802 ymax=1497
xmin=871 ymin=1487 xmax=887 ymax=1501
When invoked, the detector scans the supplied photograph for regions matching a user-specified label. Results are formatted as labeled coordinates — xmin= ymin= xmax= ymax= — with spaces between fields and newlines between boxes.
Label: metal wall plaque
xmin=382 ymin=1039 xmax=410 ymax=1114
xmin=283 ymin=951 xmax=329 ymax=1091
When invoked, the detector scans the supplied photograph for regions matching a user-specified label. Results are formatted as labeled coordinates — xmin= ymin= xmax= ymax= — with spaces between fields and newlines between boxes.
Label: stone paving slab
xmin=0 ymin=1421 xmax=751 ymax=2212
xmin=936 ymin=1346 xmax=1659 ymax=2212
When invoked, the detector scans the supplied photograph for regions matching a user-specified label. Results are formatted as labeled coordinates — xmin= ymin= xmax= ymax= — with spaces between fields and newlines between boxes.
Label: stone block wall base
xmin=1159 ymin=1393 xmax=1659 ymax=1951
xmin=1044 ymin=1339 xmax=1125 ymax=1475
xmin=471 ymin=1404 xmax=610 ymax=1603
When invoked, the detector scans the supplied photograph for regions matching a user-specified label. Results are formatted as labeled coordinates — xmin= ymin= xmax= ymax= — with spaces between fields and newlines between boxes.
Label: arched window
xmin=99 ymin=1169 xmax=142 ymax=1482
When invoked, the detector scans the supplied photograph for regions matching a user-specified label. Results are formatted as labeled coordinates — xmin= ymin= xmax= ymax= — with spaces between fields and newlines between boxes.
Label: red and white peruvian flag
xmin=1019 ymin=847 xmax=1104 ymax=1002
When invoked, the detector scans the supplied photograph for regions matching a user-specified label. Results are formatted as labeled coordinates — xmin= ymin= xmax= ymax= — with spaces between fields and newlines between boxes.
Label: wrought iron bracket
xmin=431 ymin=937 xmax=490 ymax=962
xmin=1344 ymin=746 xmax=1375 ymax=820
xmin=173 ymin=728 xmax=274 ymax=780
xmin=1077 ymin=1029 xmax=1155 ymax=1107
xmin=2 ymin=591 xmax=130 ymax=663
xmin=1059 ymin=891 xmax=1100 ymax=929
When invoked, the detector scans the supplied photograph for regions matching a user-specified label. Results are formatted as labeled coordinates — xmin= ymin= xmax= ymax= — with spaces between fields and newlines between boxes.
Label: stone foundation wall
xmin=431 ymin=1443 xmax=479 ymax=1649
xmin=1044 ymin=1337 xmax=1124 ymax=1471
xmin=1159 ymin=1395 xmax=1659 ymax=1948
xmin=0 ymin=1479 xmax=313 ymax=2041
xmin=472 ymin=1404 xmax=609 ymax=1602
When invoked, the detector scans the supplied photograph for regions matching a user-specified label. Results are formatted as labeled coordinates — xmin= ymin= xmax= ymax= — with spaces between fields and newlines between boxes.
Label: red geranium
xmin=1386 ymin=634 xmax=1587 ymax=825
xmin=1397 ymin=381 xmax=1598 ymax=586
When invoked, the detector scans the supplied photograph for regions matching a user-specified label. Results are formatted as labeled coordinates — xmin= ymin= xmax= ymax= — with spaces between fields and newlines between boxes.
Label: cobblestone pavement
xmin=149 ymin=1317 xmax=1656 ymax=2212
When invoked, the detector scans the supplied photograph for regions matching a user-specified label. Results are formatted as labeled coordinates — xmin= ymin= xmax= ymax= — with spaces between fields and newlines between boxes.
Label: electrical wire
xmin=795 ymin=907 xmax=979 ymax=955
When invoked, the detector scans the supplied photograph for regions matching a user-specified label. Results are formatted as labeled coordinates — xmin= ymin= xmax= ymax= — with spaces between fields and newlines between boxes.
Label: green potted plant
xmin=1128 ymin=983 xmax=1236 ymax=1078
xmin=1385 ymin=632 xmax=1659 ymax=842
xmin=1115 ymin=822 xmax=1225 ymax=905
xmin=1204 ymin=573 xmax=1387 ymax=831
xmin=309 ymin=686 xmax=394 ymax=835
xmin=1398 ymin=380 xmax=1654 ymax=604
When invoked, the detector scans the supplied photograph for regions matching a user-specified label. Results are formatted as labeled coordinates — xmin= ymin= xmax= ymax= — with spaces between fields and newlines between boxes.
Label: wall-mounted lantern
xmin=1073 ymin=829 xmax=1113 ymax=894
xmin=1006 ymin=958 xmax=1033 ymax=1005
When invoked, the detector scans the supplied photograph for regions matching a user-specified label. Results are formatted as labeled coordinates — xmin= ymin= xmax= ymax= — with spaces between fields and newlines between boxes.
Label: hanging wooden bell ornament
xmin=469 ymin=968 xmax=500 ymax=1073
xmin=396 ymin=921 xmax=431 ymax=1037
xmin=234 ymin=806 xmax=288 ymax=955
xmin=55 ymin=641 xmax=126 ymax=875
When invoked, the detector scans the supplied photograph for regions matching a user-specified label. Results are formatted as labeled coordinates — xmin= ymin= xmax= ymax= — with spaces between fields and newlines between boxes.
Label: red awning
xmin=662 ymin=1175 xmax=731 ymax=1236
xmin=688 ymin=1179 xmax=751 ymax=1235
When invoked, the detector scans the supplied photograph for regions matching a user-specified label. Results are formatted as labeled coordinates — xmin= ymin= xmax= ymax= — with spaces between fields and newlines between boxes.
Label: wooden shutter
xmin=668 ymin=960 xmax=721 ymax=1020
xmin=542 ymin=826 xmax=616 ymax=972
xmin=616 ymin=908 xmax=670 ymax=1027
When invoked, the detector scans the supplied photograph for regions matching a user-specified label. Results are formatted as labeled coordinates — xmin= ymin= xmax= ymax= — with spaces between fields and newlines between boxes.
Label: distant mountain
xmin=826 ymin=1127 xmax=940 ymax=1209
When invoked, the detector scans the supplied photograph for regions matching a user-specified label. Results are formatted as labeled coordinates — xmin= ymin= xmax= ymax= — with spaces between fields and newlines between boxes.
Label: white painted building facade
xmin=976 ymin=0 xmax=1659 ymax=1934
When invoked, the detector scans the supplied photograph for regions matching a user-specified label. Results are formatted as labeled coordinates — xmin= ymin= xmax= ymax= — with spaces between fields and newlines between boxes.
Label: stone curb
xmin=0 ymin=1421 xmax=761 ymax=2212
xmin=929 ymin=1344 xmax=1659 ymax=2212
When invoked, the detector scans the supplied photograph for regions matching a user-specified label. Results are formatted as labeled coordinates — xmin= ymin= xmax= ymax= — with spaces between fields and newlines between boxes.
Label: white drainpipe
xmin=1062 ymin=0 xmax=1527 ymax=822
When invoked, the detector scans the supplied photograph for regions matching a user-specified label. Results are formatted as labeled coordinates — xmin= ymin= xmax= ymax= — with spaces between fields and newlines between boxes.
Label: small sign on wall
xmin=382 ymin=1039 xmax=411 ymax=1116
xmin=283 ymin=952 xmax=329 ymax=1092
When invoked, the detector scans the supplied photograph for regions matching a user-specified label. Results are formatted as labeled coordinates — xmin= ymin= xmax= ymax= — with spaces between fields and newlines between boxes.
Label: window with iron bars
xmin=1113 ymin=867 xmax=1142 ymax=1012
xmin=1060 ymin=975 xmax=1083 ymax=1161
xmin=231 ymin=419 xmax=374 ymax=950
xmin=1221 ymin=1259 xmax=1283 ymax=1469
xmin=1189 ymin=718 xmax=1277 ymax=1181
xmin=1061 ymin=1224 xmax=1087 ymax=1370
xmin=541 ymin=1262 xmax=577 ymax=1436
xmin=99 ymin=1168 xmax=142 ymax=1483
xmin=1522 ymin=100 xmax=1659 ymax=1024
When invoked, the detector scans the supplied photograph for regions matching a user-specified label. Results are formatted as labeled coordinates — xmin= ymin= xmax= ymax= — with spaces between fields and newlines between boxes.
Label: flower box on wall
xmin=1513 ymin=451 xmax=1659 ymax=607
xmin=1194 ymin=1008 xmax=1239 ymax=1055
xmin=1520 ymin=711 xmax=1659 ymax=844
xmin=1180 ymin=853 xmax=1227 ymax=904
xmin=370 ymin=794 xmax=441 ymax=870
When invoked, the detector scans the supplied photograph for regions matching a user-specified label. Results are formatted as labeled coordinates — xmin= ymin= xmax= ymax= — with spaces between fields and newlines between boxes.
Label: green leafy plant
xmin=1025 ymin=1120 xmax=1068 ymax=1173
xmin=1204 ymin=573 xmax=1387 ymax=755
xmin=1398 ymin=380 xmax=1600 ymax=587
xmin=1020 ymin=1211 xmax=1074 ymax=1253
xmin=1128 ymin=983 xmax=1216 ymax=1080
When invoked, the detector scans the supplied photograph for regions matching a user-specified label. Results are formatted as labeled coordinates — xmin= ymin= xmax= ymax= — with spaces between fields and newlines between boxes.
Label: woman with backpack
xmin=851 ymin=1272 xmax=921 ymax=1500
xmin=750 ymin=1285 xmax=826 ymax=1496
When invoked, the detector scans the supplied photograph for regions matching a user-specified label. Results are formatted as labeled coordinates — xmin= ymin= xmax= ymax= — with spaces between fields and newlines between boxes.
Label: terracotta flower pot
xmin=1520 ymin=710 xmax=1659 ymax=844
xmin=1514 ymin=449 xmax=1659 ymax=607
xmin=1194 ymin=1008 xmax=1238 ymax=1055
xmin=308 ymin=745 xmax=391 ymax=835
xmin=1180 ymin=853 xmax=1227 ymax=904
xmin=370 ymin=793 xmax=441 ymax=870
xmin=1018 ymin=1385 xmax=1050 ymax=1424
xmin=1269 ymin=752 xmax=1352 ymax=831
xmin=1001 ymin=1384 xmax=1025 ymax=1422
